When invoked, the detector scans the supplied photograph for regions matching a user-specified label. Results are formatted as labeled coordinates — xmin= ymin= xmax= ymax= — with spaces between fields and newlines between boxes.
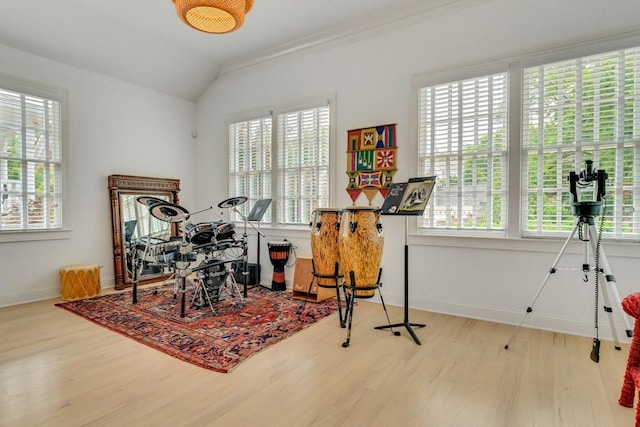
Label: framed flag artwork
xmin=346 ymin=123 xmax=397 ymax=205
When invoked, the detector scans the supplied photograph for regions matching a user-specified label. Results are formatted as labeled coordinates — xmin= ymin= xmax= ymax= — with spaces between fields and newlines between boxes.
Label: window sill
xmin=0 ymin=229 xmax=72 ymax=243
xmin=409 ymin=233 xmax=640 ymax=258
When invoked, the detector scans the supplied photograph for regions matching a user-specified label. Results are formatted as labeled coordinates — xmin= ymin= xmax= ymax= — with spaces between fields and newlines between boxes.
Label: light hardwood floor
xmin=0 ymin=289 xmax=635 ymax=427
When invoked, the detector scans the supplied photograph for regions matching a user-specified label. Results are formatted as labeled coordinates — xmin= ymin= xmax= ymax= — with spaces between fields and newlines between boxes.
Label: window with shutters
xmin=522 ymin=47 xmax=640 ymax=239
xmin=417 ymin=71 xmax=508 ymax=236
xmin=416 ymin=41 xmax=640 ymax=242
xmin=228 ymin=99 xmax=331 ymax=227
xmin=0 ymin=80 xmax=64 ymax=232
xmin=276 ymin=106 xmax=330 ymax=225
xmin=229 ymin=117 xmax=273 ymax=223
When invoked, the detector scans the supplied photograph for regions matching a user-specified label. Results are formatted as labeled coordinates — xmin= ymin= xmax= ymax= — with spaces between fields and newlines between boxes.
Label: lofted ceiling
xmin=0 ymin=0 xmax=473 ymax=101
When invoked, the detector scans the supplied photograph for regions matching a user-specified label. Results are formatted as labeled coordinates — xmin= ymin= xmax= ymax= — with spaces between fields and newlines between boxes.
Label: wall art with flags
xmin=346 ymin=123 xmax=397 ymax=205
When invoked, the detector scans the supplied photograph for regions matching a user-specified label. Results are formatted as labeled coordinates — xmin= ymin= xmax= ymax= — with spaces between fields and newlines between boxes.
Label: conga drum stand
xmin=297 ymin=260 xmax=346 ymax=328
xmin=342 ymin=268 xmax=398 ymax=348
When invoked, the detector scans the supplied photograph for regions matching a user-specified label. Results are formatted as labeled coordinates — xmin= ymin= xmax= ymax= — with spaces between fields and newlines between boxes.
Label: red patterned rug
xmin=56 ymin=285 xmax=337 ymax=373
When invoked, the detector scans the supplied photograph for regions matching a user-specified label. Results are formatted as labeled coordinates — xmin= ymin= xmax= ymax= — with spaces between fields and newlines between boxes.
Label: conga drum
xmin=310 ymin=208 xmax=343 ymax=286
xmin=339 ymin=206 xmax=384 ymax=298
xmin=268 ymin=241 xmax=291 ymax=291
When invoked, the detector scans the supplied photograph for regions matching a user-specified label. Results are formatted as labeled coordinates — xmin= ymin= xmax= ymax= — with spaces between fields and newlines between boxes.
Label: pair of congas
xmin=310 ymin=206 xmax=384 ymax=298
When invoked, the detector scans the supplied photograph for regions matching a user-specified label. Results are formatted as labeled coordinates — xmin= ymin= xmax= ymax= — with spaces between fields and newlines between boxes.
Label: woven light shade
xmin=172 ymin=0 xmax=254 ymax=34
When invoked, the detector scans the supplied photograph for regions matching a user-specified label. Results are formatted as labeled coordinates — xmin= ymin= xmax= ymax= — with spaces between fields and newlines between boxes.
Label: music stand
xmin=245 ymin=199 xmax=271 ymax=294
xmin=377 ymin=176 xmax=436 ymax=345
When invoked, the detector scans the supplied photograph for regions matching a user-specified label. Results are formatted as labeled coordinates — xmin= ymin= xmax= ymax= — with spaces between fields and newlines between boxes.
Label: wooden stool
xmin=59 ymin=264 xmax=101 ymax=300
xmin=619 ymin=291 xmax=640 ymax=426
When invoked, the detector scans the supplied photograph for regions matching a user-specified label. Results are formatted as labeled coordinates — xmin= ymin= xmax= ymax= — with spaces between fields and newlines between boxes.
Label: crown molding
xmin=216 ymin=0 xmax=490 ymax=80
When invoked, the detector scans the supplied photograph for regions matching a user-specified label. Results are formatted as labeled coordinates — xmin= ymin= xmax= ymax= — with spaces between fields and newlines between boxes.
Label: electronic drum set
xmin=130 ymin=196 xmax=252 ymax=317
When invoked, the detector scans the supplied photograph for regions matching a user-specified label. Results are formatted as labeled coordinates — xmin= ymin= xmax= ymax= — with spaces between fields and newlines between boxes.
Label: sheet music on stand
xmin=247 ymin=198 xmax=272 ymax=222
xmin=376 ymin=176 xmax=436 ymax=345
xmin=380 ymin=176 xmax=436 ymax=216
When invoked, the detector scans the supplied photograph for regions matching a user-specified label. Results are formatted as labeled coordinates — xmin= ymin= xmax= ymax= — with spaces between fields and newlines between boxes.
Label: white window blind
xmin=228 ymin=116 xmax=273 ymax=222
xmin=0 ymin=85 xmax=63 ymax=231
xmin=277 ymin=105 xmax=330 ymax=225
xmin=522 ymin=47 xmax=640 ymax=239
xmin=417 ymin=72 xmax=508 ymax=235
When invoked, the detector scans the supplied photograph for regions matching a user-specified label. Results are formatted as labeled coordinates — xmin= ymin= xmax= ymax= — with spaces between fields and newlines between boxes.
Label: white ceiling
xmin=0 ymin=0 xmax=471 ymax=101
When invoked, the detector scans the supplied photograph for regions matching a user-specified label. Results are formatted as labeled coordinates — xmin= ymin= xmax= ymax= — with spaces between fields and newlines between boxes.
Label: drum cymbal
xmin=150 ymin=202 xmax=189 ymax=223
xmin=136 ymin=196 xmax=167 ymax=207
xmin=218 ymin=196 xmax=248 ymax=208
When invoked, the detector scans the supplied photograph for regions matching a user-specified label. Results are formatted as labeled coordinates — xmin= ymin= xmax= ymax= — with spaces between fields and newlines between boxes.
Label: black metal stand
xmin=343 ymin=269 xmax=398 ymax=348
xmin=297 ymin=261 xmax=345 ymax=327
xmin=242 ymin=230 xmax=249 ymax=298
xmin=179 ymin=275 xmax=187 ymax=318
xmin=374 ymin=216 xmax=425 ymax=345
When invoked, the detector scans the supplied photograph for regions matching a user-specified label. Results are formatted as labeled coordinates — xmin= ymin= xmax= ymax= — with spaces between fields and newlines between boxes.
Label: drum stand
xmin=342 ymin=269 xmax=399 ymax=348
xmin=504 ymin=214 xmax=632 ymax=361
xmin=190 ymin=261 xmax=244 ymax=314
xmin=190 ymin=273 xmax=216 ymax=312
xmin=296 ymin=261 xmax=346 ymax=328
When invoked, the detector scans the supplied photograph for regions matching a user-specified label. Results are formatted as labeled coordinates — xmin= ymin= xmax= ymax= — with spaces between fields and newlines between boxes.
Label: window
xmin=417 ymin=40 xmax=640 ymax=241
xmin=0 ymin=80 xmax=64 ymax=231
xmin=522 ymin=47 xmax=640 ymax=239
xmin=229 ymin=117 xmax=272 ymax=222
xmin=228 ymin=99 xmax=331 ymax=226
xmin=276 ymin=106 xmax=330 ymax=225
xmin=417 ymin=71 xmax=508 ymax=235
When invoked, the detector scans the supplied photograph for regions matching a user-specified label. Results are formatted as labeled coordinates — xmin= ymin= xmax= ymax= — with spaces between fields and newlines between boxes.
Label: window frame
xmin=415 ymin=62 xmax=510 ymax=237
xmin=0 ymin=74 xmax=68 ymax=242
xmin=413 ymin=33 xmax=640 ymax=244
xmin=521 ymin=48 xmax=640 ymax=240
xmin=227 ymin=94 xmax=336 ymax=228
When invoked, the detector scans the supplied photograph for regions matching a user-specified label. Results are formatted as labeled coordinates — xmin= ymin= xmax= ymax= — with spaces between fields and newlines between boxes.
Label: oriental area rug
xmin=56 ymin=285 xmax=337 ymax=373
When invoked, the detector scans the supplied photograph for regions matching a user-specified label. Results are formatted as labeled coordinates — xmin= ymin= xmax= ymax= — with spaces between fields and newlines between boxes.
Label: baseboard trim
xmin=373 ymin=291 xmax=632 ymax=343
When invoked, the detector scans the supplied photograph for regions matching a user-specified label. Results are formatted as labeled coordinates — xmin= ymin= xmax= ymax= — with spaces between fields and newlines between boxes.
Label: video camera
xmin=567 ymin=160 xmax=607 ymax=217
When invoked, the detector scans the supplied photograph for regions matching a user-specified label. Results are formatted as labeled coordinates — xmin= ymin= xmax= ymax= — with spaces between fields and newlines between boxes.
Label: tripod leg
xmin=334 ymin=262 xmax=345 ymax=328
xmin=376 ymin=275 xmax=400 ymax=337
xmin=295 ymin=265 xmax=315 ymax=316
xmin=342 ymin=272 xmax=356 ymax=348
xmin=504 ymin=221 xmax=580 ymax=350
xmin=224 ymin=269 xmax=244 ymax=304
xmin=588 ymin=224 xmax=631 ymax=343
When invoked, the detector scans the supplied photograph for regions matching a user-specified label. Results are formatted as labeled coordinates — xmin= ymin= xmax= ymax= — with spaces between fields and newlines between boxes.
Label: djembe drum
xmin=339 ymin=206 xmax=384 ymax=298
xmin=268 ymin=241 xmax=291 ymax=291
xmin=59 ymin=264 xmax=102 ymax=300
xmin=310 ymin=208 xmax=343 ymax=286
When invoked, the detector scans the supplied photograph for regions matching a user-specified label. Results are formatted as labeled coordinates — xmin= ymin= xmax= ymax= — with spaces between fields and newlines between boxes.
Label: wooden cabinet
xmin=292 ymin=256 xmax=337 ymax=303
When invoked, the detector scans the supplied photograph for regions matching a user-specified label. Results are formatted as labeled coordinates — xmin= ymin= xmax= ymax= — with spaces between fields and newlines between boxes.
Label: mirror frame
xmin=108 ymin=174 xmax=181 ymax=290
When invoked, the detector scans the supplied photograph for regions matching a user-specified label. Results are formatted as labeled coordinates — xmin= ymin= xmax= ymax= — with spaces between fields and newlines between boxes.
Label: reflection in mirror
xmin=120 ymin=194 xmax=172 ymax=282
xmin=108 ymin=175 xmax=181 ymax=290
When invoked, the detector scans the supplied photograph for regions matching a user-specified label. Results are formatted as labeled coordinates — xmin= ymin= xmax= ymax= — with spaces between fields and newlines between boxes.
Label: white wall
xmin=0 ymin=44 xmax=197 ymax=306
xmin=195 ymin=0 xmax=640 ymax=341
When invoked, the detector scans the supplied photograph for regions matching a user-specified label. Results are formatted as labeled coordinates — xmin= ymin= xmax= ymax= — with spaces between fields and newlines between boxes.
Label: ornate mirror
xmin=108 ymin=174 xmax=181 ymax=290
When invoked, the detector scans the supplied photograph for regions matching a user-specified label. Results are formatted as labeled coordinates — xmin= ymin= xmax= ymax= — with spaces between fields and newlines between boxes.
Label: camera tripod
xmin=504 ymin=213 xmax=632 ymax=361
